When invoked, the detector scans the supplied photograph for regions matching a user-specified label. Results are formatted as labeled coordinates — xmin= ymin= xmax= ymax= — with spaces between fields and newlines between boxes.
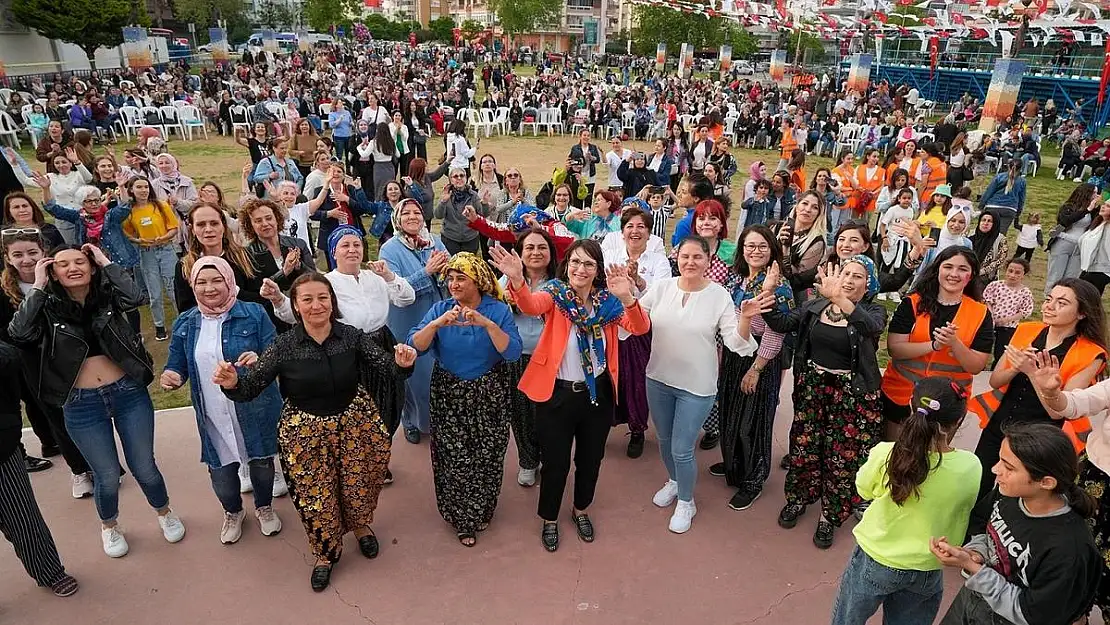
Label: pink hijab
xmin=749 ymin=160 xmax=765 ymax=181
xmin=189 ymin=255 xmax=239 ymax=317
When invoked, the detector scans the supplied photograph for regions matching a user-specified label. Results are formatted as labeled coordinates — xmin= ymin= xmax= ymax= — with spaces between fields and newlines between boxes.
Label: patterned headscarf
xmin=842 ymin=254 xmax=881 ymax=298
xmin=507 ymin=204 xmax=553 ymax=233
xmin=327 ymin=225 xmax=363 ymax=262
xmin=540 ymin=280 xmax=624 ymax=404
xmin=390 ymin=199 xmax=433 ymax=251
xmin=442 ymin=252 xmax=508 ymax=304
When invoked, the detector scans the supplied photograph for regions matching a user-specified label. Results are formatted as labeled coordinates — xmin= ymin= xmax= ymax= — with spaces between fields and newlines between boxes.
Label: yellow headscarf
xmin=442 ymin=252 xmax=509 ymax=304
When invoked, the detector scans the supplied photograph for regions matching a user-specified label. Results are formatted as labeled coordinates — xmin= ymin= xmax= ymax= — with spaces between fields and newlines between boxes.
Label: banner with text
xmin=122 ymin=27 xmax=152 ymax=70
xmin=679 ymin=43 xmax=694 ymax=78
xmin=980 ymin=59 xmax=1027 ymax=134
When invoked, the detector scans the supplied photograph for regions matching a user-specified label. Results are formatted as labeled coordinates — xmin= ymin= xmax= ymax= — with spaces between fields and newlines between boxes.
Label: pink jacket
xmin=1052 ymin=380 xmax=1110 ymax=473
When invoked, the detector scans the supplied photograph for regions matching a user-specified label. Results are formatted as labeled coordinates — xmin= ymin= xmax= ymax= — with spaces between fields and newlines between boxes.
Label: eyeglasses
xmin=743 ymin=243 xmax=771 ymax=252
xmin=82 ymin=197 xmax=102 ymax=204
xmin=505 ymin=173 xmax=520 ymax=178
xmin=450 ymin=173 xmax=466 ymax=179
xmin=567 ymin=259 xmax=598 ymax=270
xmin=1 ymin=227 xmax=41 ymax=237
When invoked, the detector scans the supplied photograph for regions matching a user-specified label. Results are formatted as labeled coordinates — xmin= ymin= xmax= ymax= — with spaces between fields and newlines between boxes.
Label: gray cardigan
xmin=434 ymin=186 xmax=486 ymax=244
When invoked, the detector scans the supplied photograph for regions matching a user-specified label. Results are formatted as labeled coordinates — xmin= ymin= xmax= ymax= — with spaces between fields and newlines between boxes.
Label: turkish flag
xmin=1099 ymin=37 xmax=1110 ymax=105
xmin=929 ymin=36 xmax=939 ymax=78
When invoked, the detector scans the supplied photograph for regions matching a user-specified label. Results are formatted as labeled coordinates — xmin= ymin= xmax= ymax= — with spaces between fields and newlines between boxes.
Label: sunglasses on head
xmin=1 ymin=227 xmax=41 ymax=237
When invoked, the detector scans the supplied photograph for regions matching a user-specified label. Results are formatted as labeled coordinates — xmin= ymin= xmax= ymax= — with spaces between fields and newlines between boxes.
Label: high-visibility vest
xmin=968 ymin=322 xmax=1107 ymax=453
xmin=780 ymin=133 xmax=798 ymax=161
xmin=881 ymin=293 xmax=989 ymax=406
xmin=920 ymin=156 xmax=947 ymax=203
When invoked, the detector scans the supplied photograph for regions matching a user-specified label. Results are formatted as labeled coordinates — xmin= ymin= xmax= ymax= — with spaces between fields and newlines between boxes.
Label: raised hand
xmin=461 ymin=204 xmax=478 ymax=222
xmin=211 ymin=361 xmax=239 ymax=389
xmin=488 ymin=244 xmax=524 ymax=284
xmin=763 ymin=261 xmax=782 ymax=292
xmin=281 ymin=247 xmax=301 ymax=275
xmin=394 ymin=343 xmax=417 ymax=367
xmin=160 ymin=369 xmax=183 ymax=391
xmin=741 ymin=291 xmax=773 ymax=318
xmin=425 ymin=250 xmax=448 ymax=276
xmin=241 ymin=163 xmax=253 ymax=179
xmin=368 ymin=260 xmax=396 ymax=281
xmin=604 ymin=264 xmax=634 ymax=302
xmin=932 ymin=323 xmax=958 ymax=349
xmin=30 ymin=170 xmax=51 ymax=189
xmin=1004 ymin=345 xmax=1038 ymax=375
xmin=259 ymin=278 xmax=282 ymax=304
xmin=1028 ymin=350 xmax=1063 ymax=395
xmin=435 ymin=304 xmax=462 ymax=328
xmin=815 ymin=262 xmax=844 ymax=301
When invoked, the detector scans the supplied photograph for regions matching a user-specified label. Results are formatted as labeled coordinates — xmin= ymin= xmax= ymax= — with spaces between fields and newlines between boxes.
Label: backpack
xmin=535 ymin=180 xmax=554 ymax=209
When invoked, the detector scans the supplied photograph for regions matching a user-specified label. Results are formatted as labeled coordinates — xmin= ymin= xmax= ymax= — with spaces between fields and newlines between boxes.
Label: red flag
xmin=1099 ymin=37 xmax=1110 ymax=105
xmin=929 ymin=35 xmax=939 ymax=78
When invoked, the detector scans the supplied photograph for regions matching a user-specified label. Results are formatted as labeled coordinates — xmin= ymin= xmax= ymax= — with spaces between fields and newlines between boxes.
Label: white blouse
xmin=603 ymin=244 xmax=671 ymax=340
xmin=195 ymin=314 xmax=248 ymax=467
xmin=275 ymin=269 xmax=416 ymax=332
xmin=639 ymin=278 xmax=757 ymax=396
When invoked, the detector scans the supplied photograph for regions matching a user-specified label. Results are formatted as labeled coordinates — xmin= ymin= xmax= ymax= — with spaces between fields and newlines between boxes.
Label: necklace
xmin=825 ymin=305 xmax=848 ymax=322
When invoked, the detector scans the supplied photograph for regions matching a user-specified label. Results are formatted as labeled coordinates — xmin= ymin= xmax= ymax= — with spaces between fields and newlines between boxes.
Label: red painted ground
xmin=2 ymin=372 xmax=1104 ymax=625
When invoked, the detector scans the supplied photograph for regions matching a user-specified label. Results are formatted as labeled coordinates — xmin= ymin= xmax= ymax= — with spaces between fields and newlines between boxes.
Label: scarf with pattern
xmin=540 ymin=280 xmax=624 ymax=404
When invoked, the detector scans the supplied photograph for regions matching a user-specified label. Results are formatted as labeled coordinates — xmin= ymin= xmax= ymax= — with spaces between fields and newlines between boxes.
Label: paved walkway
xmin=0 ymin=373 xmax=1091 ymax=625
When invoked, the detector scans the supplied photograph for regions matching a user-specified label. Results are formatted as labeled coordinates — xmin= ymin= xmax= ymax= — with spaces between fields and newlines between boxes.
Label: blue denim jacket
xmin=165 ymin=301 xmax=282 ymax=468
xmin=44 ymin=200 xmax=140 ymax=268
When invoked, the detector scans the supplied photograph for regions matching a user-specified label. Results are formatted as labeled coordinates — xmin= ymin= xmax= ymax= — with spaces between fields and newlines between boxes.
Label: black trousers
xmin=991 ymin=325 xmax=1017 ymax=370
xmin=535 ymin=376 xmax=613 ymax=522
xmin=443 ymin=237 xmax=480 ymax=256
xmin=1013 ymin=245 xmax=1035 ymax=262
xmin=0 ymin=449 xmax=68 ymax=587
xmin=1080 ymin=271 xmax=1110 ymax=295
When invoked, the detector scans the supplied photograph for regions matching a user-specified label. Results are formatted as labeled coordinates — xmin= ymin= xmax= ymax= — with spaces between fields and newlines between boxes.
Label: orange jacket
xmin=854 ymin=164 xmax=887 ymax=214
xmin=780 ymin=132 xmax=798 ymax=161
xmin=919 ymin=156 xmax=947 ymax=204
xmin=510 ymin=281 xmax=651 ymax=403
xmin=881 ymin=293 xmax=989 ymax=405
xmin=968 ymin=322 xmax=1107 ymax=453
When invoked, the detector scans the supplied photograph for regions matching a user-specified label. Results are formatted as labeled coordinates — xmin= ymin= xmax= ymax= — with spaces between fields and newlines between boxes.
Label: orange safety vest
xmin=854 ymin=164 xmax=887 ymax=215
xmin=920 ymin=156 xmax=947 ymax=204
xmin=968 ymin=322 xmax=1107 ymax=453
xmin=881 ymin=294 xmax=989 ymax=405
xmin=780 ymin=133 xmax=798 ymax=161
xmin=833 ymin=164 xmax=858 ymax=212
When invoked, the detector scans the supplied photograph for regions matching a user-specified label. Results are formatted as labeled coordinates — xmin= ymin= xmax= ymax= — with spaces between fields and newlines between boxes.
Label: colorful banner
xmin=719 ymin=45 xmax=732 ymax=77
xmin=208 ymin=28 xmax=229 ymax=64
xmin=261 ymin=29 xmax=278 ymax=54
xmin=122 ymin=27 xmax=152 ymax=70
xmin=298 ymin=29 xmax=311 ymax=52
xmin=679 ymin=43 xmax=694 ymax=78
xmin=846 ymin=53 xmax=873 ymax=94
xmin=655 ymin=43 xmax=666 ymax=72
xmin=979 ymin=59 xmax=1027 ymax=134
xmin=769 ymin=49 xmax=786 ymax=81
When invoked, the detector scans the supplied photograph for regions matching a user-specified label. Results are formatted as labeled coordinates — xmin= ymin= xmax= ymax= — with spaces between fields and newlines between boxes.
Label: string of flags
xmin=623 ymin=0 xmax=1110 ymax=47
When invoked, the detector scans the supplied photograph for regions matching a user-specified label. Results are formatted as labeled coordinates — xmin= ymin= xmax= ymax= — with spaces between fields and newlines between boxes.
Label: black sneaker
xmin=383 ymin=469 xmax=394 ymax=485
xmin=626 ymin=432 xmax=645 ymax=458
xmin=404 ymin=427 xmax=421 ymax=444
xmin=708 ymin=462 xmax=726 ymax=477
xmin=854 ymin=500 xmax=872 ymax=521
xmin=813 ymin=520 xmax=835 ymax=549
xmin=154 ymin=327 xmax=168 ymax=341
xmin=728 ymin=488 xmax=761 ymax=511
xmin=699 ymin=431 xmax=720 ymax=450
xmin=777 ymin=503 xmax=806 ymax=529
xmin=779 ymin=455 xmax=791 ymax=470
xmin=25 ymin=455 xmax=53 ymax=472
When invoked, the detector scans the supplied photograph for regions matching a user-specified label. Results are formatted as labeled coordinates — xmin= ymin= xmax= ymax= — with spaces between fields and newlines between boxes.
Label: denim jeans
xmin=828 ymin=206 xmax=853 ymax=245
xmin=830 ymin=546 xmax=944 ymax=625
xmin=646 ymin=378 xmax=716 ymax=502
xmin=209 ymin=458 xmax=274 ymax=514
xmin=63 ymin=377 xmax=169 ymax=523
xmin=139 ymin=243 xmax=177 ymax=329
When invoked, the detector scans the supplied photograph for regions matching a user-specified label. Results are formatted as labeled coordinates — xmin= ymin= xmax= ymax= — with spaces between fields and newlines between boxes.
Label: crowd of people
xmin=2 ymin=38 xmax=1110 ymax=624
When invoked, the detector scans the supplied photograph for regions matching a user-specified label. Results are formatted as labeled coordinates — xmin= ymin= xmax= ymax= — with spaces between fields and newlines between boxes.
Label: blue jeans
xmin=828 ymin=206 xmax=853 ymax=245
xmin=646 ymin=378 xmax=716 ymax=502
xmin=830 ymin=546 xmax=944 ymax=625
xmin=139 ymin=243 xmax=177 ymax=329
xmin=63 ymin=377 xmax=169 ymax=523
xmin=209 ymin=458 xmax=274 ymax=514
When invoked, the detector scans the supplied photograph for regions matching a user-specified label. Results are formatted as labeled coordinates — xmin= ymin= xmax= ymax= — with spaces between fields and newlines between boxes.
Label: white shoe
xmin=158 ymin=511 xmax=186 ymax=543
xmin=220 ymin=510 xmax=245 ymax=544
xmin=652 ymin=480 xmax=679 ymax=508
xmin=272 ymin=470 xmax=289 ymax=498
xmin=1074 ymin=177 xmax=1084 ymax=183
xmin=239 ymin=464 xmax=253 ymax=494
xmin=517 ymin=467 xmax=537 ymax=487
xmin=72 ymin=472 xmax=93 ymax=499
xmin=102 ymin=526 xmax=129 ymax=558
xmin=668 ymin=499 xmax=697 ymax=534
xmin=256 ymin=506 xmax=282 ymax=536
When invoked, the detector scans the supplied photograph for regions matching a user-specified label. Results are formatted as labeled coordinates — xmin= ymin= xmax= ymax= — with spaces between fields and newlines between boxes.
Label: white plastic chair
xmin=0 ymin=112 xmax=20 ymax=148
xmin=0 ymin=89 xmax=11 ymax=108
xmin=318 ymin=103 xmax=333 ymax=129
xmin=118 ymin=106 xmax=144 ymax=141
xmin=524 ymin=109 xmax=544 ymax=136
xmin=119 ymin=80 xmax=135 ymax=90
xmin=20 ymin=105 xmax=44 ymax=145
xmin=159 ymin=106 xmax=186 ymax=139
xmin=140 ymin=106 xmax=167 ymax=138
xmin=571 ymin=108 xmax=589 ymax=134
xmin=229 ymin=105 xmax=251 ymax=134
xmin=180 ymin=105 xmax=208 ymax=140
xmin=543 ymin=108 xmax=563 ymax=135
xmin=265 ymin=102 xmax=292 ymax=135
xmin=171 ymin=100 xmax=190 ymax=109
xmin=621 ymin=111 xmax=636 ymax=137
xmin=479 ymin=108 xmax=496 ymax=138
xmin=680 ymin=113 xmax=696 ymax=130
xmin=492 ymin=107 xmax=510 ymax=134
xmin=834 ymin=124 xmax=861 ymax=159
xmin=723 ymin=114 xmax=739 ymax=140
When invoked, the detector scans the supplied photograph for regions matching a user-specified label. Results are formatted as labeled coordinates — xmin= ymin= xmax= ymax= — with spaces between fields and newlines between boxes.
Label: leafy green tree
xmin=778 ymin=28 xmax=825 ymax=64
xmin=486 ymin=0 xmax=561 ymax=46
xmin=11 ymin=0 xmax=133 ymax=70
xmin=632 ymin=5 xmax=759 ymax=59
xmin=172 ymin=0 xmax=248 ymax=26
xmin=255 ymin=0 xmax=298 ymax=29
xmin=303 ymin=0 xmax=358 ymax=32
xmin=428 ymin=16 xmax=455 ymax=43
xmin=460 ymin=19 xmax=484 ymax=42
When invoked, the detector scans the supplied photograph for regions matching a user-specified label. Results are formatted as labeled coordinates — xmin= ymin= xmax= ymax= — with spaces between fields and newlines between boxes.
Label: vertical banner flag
xmin=847 ymin=53 xmax=873 ymax=93
xmin=677 ymin=43 xmax=690 ymax=77
xmin=208 ymin=28 xmax=229 ymax=65
xmin=0 ymin=60 xmax=6 ymax=84
xmin=122 ymin=27 xmax=152 ymax=70
xmin=584 ymin=19 xmax=598 ymax=46
xmin=262 ymin=29 xmax=278 ymax=54
xmin=769 ymin=49 xmax=786 ymax=81
xmin=682 ymin=44 xmax=695 ymax=77
xmin=928 ymin=35 xmax=939 ymax=77
xmin=875 ymin=33 xmax=884 ymax=66
xmin=298 ymin=29 xmax=311 ymax=52
xmin=979 ymin=59 xmax=1027 ymax=133
xmin=719 ymin=45 xmax=733 ymax=79
xmin=1098 ymin=37 xmax=1110 ymax=106
xmin=655 ymin=43 xmax=667 ymax=72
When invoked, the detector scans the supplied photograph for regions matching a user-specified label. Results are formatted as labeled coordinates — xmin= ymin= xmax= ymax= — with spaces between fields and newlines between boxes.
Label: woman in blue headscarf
xmin=757 ymin=255 xmax=888 ymax=550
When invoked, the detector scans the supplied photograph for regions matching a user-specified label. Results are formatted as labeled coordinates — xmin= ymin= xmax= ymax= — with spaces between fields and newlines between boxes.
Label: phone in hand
xmin=929 ymin=227 xmax=942 ymax=241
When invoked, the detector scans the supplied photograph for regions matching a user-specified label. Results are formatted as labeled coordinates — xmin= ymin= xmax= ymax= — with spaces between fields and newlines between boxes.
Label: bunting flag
xmin=980 ymin=59 xmax=1027 ymax=133
xmin=929 ymin=35 xmax=939 ymax=76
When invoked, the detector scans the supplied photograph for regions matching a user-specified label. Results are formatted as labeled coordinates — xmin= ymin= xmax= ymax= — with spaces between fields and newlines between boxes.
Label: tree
xmin=486 ymin=0 xmax=561 ymax=45
xmin=460 ymin=19 xmax=484 ymax=43
xmin=428 ymin=16 xmax=455 ymax=43
xmin=172 ymin=0 xmax=248 ymax=26
xmin=632 ymin=5 xmax=758 ymax=58
xmin=255 ymin=0 xmax=299 ymax=29
xmin=303 ymin=0 xmax=360 ymax=32
xmin=11 ymin=0 xmax=133 ymax=70
xmin=778 ymin=28 xmax=825 ymax=65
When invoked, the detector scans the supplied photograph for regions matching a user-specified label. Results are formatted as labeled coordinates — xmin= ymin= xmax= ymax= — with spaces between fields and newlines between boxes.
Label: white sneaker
xmin=272 ymin=470 xmax=289 ymax=498
xmin=1074 ymin=177 xmax=1084 ymax=183
xmin=255 ymin=506 xmax=282 ymax=536
xmin=239 ymin=464 xmax=253 ymax=494
xmin=220 ymin=510 xmax=245 ymax=544
xmin=102 ymin=526 xmax=129 ymax=558
xmin=669 ymin=499 xmax=697 ymax=534
xmin=158 ymin=511 xmax=186 ymax=543
xmin=517 ymin=467 xmax=537 ymax=487
xmin=72 ymin=472 xmax=93 ymax=499
xmin=652 ymin=480 xmax=679 ymax=507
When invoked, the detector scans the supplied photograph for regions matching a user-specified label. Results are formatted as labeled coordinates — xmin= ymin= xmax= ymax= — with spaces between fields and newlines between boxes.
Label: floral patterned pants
xmin=784 ymin=364 xmax=882 ymax=526
xmin=1079 ymin=457 xmax=1110 ymax=615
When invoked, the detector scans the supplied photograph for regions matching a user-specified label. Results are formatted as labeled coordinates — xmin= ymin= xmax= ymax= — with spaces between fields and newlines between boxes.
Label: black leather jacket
xmin=762 ymin=297 xmax=887 ymax=394
xmin=6 ymin=264 xmax=153 ymax=407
